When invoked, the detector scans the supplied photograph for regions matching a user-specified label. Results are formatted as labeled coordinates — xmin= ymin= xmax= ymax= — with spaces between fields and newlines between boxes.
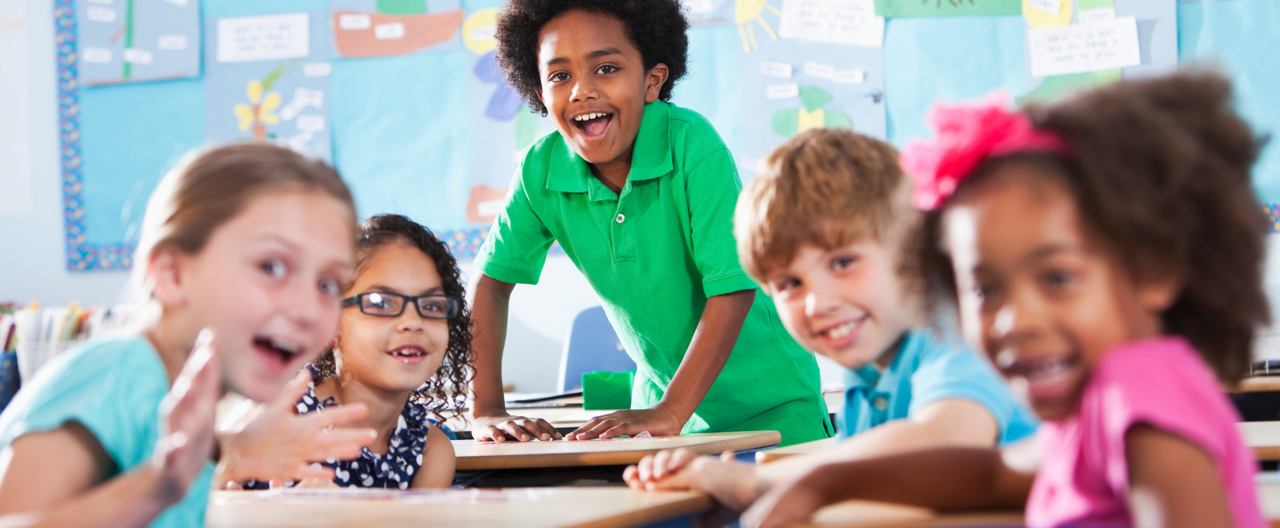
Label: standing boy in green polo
xmin=470 ymin=0 xmax=830 ymax=447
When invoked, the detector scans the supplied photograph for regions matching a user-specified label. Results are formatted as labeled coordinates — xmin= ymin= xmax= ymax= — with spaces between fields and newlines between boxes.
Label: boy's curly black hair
xmin=494 ymin=0 xmax=689 ymax=116
xmin=312 ymin=214 xmax=474 ymax=424
xmin=914 ymin=71 xmax=1271 ymax=386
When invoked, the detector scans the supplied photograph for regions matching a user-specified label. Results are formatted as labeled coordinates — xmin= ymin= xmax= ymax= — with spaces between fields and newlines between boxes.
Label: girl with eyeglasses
xmin=241 ymin=214 xmax=474 ymax=490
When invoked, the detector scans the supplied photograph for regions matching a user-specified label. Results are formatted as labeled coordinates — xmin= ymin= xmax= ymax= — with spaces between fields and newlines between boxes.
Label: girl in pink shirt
xmin=737 ymin=72 xmax=1269 ymax=528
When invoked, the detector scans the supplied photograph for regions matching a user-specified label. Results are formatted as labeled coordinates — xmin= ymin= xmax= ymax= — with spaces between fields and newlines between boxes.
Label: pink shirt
xmin=1026 ymin=337 xmax=1264 ymax=528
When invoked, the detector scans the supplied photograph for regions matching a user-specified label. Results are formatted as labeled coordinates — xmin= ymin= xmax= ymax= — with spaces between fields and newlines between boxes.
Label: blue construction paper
xmin=330 ymin=51 xmax=470 ymax=229
xmin=203 ymin=11 xmax=333 ymax=161
xmin=78 ymin=0 xmax=201 ymax=86
xmin=738 ymin=34 xmax=885 ymax=179
xmin=79 ymin=78 xmax=204 ymax=246
xmin=1179 ymin=0 xmax=1280 ymax=202
xmin=883 ymin=16 xmax=1025 ymax=148
xmin=669 ymin=25 xmax=742 ymax=169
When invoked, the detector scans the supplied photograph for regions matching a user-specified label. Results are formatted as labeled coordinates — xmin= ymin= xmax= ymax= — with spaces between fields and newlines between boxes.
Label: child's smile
xmin=536 ymin=10 xmax=668 ymax=186
xmin=943 ymin=162 xmax=1176 ymax=420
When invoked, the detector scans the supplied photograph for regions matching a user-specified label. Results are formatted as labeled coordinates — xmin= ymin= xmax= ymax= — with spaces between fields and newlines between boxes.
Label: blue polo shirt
xmin=839 ymin=329 xmax=1038 ymax=444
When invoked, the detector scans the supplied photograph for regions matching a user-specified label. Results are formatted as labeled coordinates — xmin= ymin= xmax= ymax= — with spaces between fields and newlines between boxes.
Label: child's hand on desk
xmin=215 ymin=370 xmax=377 ymax=486
xmin=739 ymin=473 xmax=826 ymax=528
xmin=565 ymin=408 xmax=682 ymax=440
xmin=624 ymin=449 xmax=765 ymax=512
xmin=472 ymin=414 xmax=563 ymax=442
xmin=152 ymin=329 xmax=221 ymax=504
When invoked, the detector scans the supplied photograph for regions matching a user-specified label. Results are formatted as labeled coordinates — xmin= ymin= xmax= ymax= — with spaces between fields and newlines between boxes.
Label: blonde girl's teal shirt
xmin=476 ymin=100 xmax=831 ymax=446
xmin=0 ymin=335 xmax=214 ymax=527
xmin=839 ymin=329 xmax=1039 ymax=444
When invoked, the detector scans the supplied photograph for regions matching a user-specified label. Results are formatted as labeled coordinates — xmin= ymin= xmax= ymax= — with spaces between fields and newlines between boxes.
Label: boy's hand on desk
xmin=215 ymin=370 xmax=376 ymax=485
xmin=472 ymin=414 xmax=562 ymax=442
xmin=565 ymin=407 xmax=682 ymax=440
xmin=625 ymin=450 xmax=765 ymax=512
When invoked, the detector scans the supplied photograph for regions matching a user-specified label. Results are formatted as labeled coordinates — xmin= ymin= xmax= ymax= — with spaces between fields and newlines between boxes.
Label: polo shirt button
xmin=616 ymin=214 xmax=626 ymax=223
xmin=872 ymin=397 xmax=888 ymax=411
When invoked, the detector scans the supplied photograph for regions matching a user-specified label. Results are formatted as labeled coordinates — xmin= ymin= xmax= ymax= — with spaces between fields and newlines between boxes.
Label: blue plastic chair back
xmin=558 ymin=306 xmax=635 ymax=393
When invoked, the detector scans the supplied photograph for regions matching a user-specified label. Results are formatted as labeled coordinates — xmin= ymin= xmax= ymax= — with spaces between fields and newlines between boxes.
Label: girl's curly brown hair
xmin=312 ymin=214 xmax=474 ymax=424
xmin=494 ymin=0 xmax=689 ymax=116
xmin=914 ymin=71 xmax=1271 ymax=385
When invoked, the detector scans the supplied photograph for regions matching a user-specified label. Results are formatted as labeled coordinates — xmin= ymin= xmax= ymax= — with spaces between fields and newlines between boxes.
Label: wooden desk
xmin=206 ymin=488 xmax=711 ymax=528
xmin=757 ymin=437 xmax=839 ymax=464
xmin=454 ymin=431 xmax=782 ymax=471
xmin=1240 ymin=421 xmax=1280 ymax=461
xmin=1232 ymin=377 xmax=1280 ymax=393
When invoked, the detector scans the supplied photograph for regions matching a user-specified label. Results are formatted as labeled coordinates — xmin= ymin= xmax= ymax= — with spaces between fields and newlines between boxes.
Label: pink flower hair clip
xmin=901 ymin=92 xmax=1071 ymax=211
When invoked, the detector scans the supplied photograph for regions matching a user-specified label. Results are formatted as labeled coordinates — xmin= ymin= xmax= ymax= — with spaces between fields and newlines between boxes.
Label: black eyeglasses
xmin=341 ymin=292 xmax=461 ymax=320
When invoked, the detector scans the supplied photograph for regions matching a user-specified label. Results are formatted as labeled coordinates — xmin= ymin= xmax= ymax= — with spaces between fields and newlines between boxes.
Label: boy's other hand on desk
xmin=565 ymin=407 xmax=682 ymax=440
xmin=472 ymin=413 xmax=563 ymax=442
xmin=624 ymin=449 xmax=765 ymax=512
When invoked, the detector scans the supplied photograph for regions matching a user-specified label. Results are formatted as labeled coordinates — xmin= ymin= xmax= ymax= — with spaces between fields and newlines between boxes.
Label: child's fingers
xmin=669 ymin=448 xmax=700 ymax=472
xmin=294 ymin=464 xmax=336 ymax=481
xmin=526 ymin=417 xmax=562 ymax=440
xmin=720 ymin=450 xmax=735 ymax=462
xmin=303 ymin=402 xmax=369 ymax=429
xmin=634 ymin=454 xmax=656 ymax=482
xmin=271 ymin=369 xmax=313 ymax=411
xmin=311 ymin=429 xmax=377 ymax=460
xmin=651 ymin=449 xmax=673 ymax=480
xmin=622 ymin=464 xmax=642 ymax=489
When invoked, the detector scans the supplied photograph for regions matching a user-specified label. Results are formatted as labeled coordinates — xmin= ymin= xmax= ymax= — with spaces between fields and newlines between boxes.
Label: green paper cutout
xmin=799 ymin=87 xmax=834 ymax=112
xmin=772 ymin=110 xmax=799 ymax=136
xmin=873 ymin=0 xmax=1022 ymax=18
xmin=377 ymin=0 xmax=428 ymax=15
xmin=825 ymin=111 xmax=852 ymax=128
xmin=1076 ymin=0 xmax=1114 ymax=10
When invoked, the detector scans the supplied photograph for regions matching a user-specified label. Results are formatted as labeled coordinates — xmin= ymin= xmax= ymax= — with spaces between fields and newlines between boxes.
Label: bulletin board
xmin=53 ymin=0 xmax=1280 ymax=271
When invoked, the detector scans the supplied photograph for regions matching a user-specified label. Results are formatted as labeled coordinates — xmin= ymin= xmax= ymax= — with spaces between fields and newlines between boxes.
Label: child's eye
xmin=318 ymin=278 xmax=341 ymax=297
xmin=421 ymin=299 xmax=447 ymax=314
xmin=260 ymin=259 xmax=287 ymax=279
xmin=1042 ymin=270 xmax=1074 ymax=290
xmin=549 ymin=72 xmax=569 ymax=82
xmin=774 ymin=277 xmax=801 ymax=292
xmin=831 ymin=256 xmax=857 ymax=272
xmin=596 ymin=64 xmax=618 ymax=74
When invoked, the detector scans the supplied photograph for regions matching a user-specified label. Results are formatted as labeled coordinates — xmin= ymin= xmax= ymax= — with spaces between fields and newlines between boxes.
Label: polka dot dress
xmin=244 ymin=372 xmax=443 ymax=490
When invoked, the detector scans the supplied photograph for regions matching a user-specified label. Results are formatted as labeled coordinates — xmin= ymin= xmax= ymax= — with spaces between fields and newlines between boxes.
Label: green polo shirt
xmin=476 ymin=101 xmax=831 ymax=446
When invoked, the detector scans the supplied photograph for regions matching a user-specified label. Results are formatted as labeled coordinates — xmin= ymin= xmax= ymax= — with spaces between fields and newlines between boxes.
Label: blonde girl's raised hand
xmin=215 ymin=369 xmax=377 ymax=487
xmin=151 ymin=329 xmax=222 ymax=504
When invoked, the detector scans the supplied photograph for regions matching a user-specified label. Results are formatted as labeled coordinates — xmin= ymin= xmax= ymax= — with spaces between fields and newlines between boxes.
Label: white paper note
xmin=760 ymin=61 xmax=793 ymax=78
xmin=296 ymin=114 xmax=326 ymax=133
xmin=1028 ymin=16 xmax=1141 ymax=78
xmin=469 ymin=26 xmax=495 ymax=42
xmin=338 ymin=13 xmax=371 ymax=30
xmin=1077 ymin=8 xmax=1116 ymax=24
xmin=303 ymin=62 xmax=331 ymax=77
xmin=802 ymin=61 xmax=835 ymax=79
xmin=85 ymin=6 xmax=116 ymax=22
xmin=280 ymin=87 xmax=325 ymax=121
xmin=157 ymin=34 xmax=187 ymax=50
xmin=374 ymin=22 xmax=405 ymax=40
xmin=81 ymin=47 xmax=112 ymax=63
xmin=216 ymin=13 xmax=310 ymax=63
xmin=1027 ymin=0 xmax=1061 ymax=16
xmin=778 ymin=0 xmax=884 ymax=48
xmin=122 ymin=48 xmax=152 ymax=65
xmin=832 ymin=69 xmax=865 ymax=84
xmin=766 ymin=83 xmax=800 ymax=100
xmin=683 ymin=0 xmax=713 ymax=14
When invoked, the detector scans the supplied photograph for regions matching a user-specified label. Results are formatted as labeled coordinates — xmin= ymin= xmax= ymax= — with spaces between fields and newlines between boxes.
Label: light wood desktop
xmin=454 ymin=431 xmax=782 ymax=470
xmin=206 ymin=487 xmax=711 ymax=528
xmin=1232 ymin=377 xmax=1280 ymax=393
xmin=757 ymin=437 xmax=839 ymax=464
xmin=1241 ymin=421 xmax=1280 ymax=461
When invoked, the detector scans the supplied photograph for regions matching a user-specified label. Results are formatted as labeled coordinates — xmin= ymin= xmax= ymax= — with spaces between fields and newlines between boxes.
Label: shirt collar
xmin=546 ymin=101 xmax=674 ymax=200
xmin=844 ymin=331 xmax=919 ymax=391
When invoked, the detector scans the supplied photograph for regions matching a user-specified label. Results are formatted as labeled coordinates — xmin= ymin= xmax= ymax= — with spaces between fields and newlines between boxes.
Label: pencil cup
xmin=15 ymin=341 xmax=81 ymax=383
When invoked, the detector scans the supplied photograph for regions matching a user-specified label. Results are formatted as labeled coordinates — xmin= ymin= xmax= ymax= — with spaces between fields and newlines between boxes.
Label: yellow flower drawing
xmin=233 ymin=79 xmax=282 ymax=141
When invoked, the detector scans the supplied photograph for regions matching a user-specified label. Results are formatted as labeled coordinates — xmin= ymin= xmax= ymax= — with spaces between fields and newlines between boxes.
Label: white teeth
xmin=574 ymin=112 xmax=607 ymax=122
xmin=270 ymin=338 xmax=299 ymax=355
xmin=825 ymin=321 xmax=858 ymax=339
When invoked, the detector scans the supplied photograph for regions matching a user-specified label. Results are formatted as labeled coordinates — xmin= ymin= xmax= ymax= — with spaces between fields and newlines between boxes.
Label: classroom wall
xmin=3 ymin=0 xmax=1278 ymax=390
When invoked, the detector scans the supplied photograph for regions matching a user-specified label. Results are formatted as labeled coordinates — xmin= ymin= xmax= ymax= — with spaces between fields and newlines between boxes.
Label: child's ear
xmin=644 ymin=63 xmax=670 ymax=103
xmin=1137 ymin=267 xmax=1185 ymax=314
xmin=148 ymin=247 xmax=190 ymax=308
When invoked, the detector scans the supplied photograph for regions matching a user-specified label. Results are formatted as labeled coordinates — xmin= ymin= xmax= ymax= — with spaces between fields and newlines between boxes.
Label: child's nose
xmin=397 ymin=307 xmax=426 ymax=332
xmin=804 ymin=288 xmax=839 ymax=317
xmin=571 ymin=77 xmax=600 ymax=102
